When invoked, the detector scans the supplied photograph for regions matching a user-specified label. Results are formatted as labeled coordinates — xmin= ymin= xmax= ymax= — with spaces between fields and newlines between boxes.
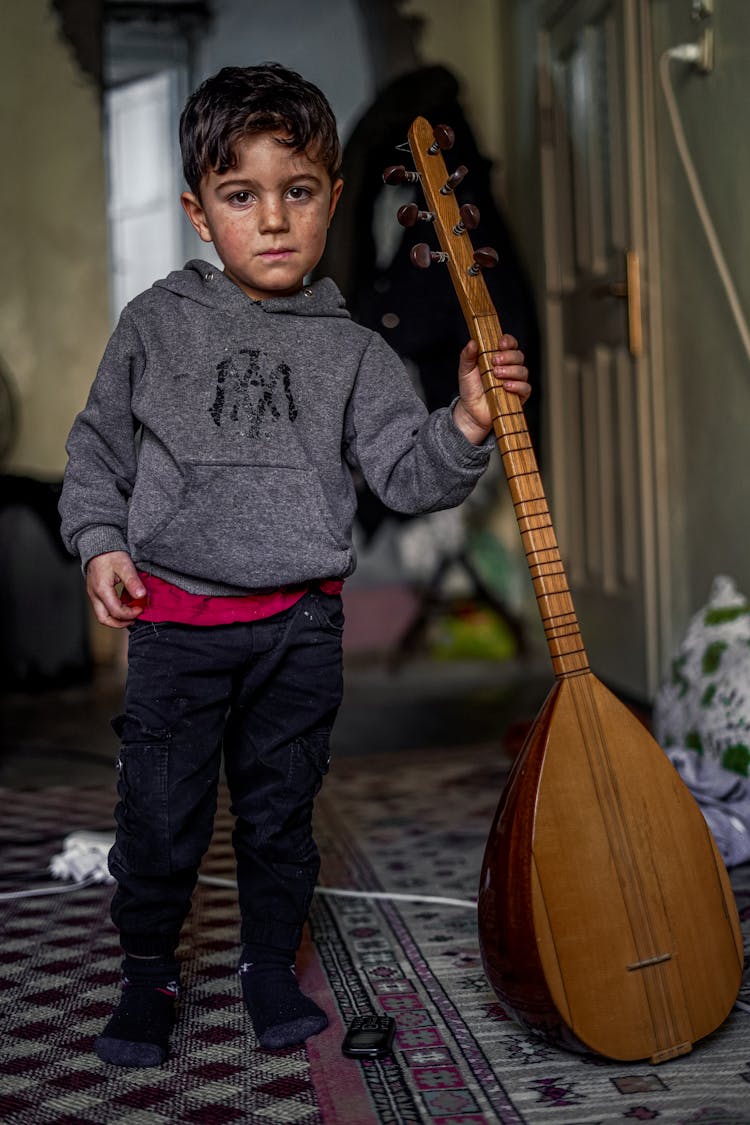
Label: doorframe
xmin=536 ymin=0 xmax=672 ymax=697
xmin=634 ymin=0 xmax=674 ymax=689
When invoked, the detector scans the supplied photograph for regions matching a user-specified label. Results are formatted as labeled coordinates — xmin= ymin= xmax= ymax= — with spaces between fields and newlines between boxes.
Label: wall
xmin=195 ymin=0 xmax=374 ymax=145
xmin=649 ymin=0 xmax=750 ymax=623
xmin=497 ymin=2 xmax=546 ymax=307
xmin=1 ymin=0 xmax=110 ymax=478
xmin=399 ymin=0 xmax=506 ymax=195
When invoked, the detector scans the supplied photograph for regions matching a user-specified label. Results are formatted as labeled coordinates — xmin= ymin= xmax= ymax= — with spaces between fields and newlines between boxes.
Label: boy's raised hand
xmin=86 ymin=551 xmax=147 ymax=629
xmin=452 ymin=335 xmax=530 ymax=446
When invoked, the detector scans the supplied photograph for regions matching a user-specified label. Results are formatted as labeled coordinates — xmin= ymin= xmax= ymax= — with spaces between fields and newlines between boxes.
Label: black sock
xmin=95 ymin=956 xmax=179 ymax=1068
xmin=239 ymin=949 xmax=328 ymax=1049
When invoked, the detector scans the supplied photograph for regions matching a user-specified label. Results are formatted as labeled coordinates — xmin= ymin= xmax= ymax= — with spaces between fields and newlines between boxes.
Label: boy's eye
xmin=228 ymin=191 xmax=253 ymax=206
xmin=287 ymin=185 xmax=312 ymax=201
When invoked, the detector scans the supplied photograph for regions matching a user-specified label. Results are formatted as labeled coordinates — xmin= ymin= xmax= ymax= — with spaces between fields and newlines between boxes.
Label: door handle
xmin=624 ymin=250 xmax=643 ymax=358
xmin=593 ymin=280 xmax=628 ymax=299
xmin=590 ymin=251 xmax=643 ymax=358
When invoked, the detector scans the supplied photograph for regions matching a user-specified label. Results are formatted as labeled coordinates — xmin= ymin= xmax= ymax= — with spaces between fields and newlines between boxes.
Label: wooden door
xmin=537 ymin=0 xmax=669 ymax=699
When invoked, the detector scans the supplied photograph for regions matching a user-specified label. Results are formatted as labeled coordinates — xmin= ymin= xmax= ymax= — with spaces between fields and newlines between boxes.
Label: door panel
xmin=538 ymin=0 xmax=664 ymax=698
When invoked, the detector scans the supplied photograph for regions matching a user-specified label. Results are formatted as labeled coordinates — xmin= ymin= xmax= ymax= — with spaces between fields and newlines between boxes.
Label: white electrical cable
xmin=0 ymin=876 xmax=100 ymax=902
xmin=197 ymin=874 xmax=477 ymax=911
xmin=315 ymin=886 xmax=477 ymax=911
xmin=3 ymin=833 xmax=478 ymax=910
xmin=0 ymin=873 xmax=477 ymax=909
xmin=659 ymin=49 xmax=750 ymax=367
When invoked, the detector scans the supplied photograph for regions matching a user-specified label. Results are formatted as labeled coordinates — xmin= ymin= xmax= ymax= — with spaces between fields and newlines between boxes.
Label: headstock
xmin=382 ymin=116 xmax=501 ymax=329
xmin=382 ymin=116 xmax=526 ymax=437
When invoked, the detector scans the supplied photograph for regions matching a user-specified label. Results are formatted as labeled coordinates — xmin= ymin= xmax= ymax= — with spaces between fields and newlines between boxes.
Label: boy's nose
xmin=258 ymin=197 xmax=289 ymax=232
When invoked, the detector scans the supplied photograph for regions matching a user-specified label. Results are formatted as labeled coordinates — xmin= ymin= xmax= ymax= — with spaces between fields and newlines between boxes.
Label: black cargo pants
xmin=107 ymin=589 xmax=344 ymax=959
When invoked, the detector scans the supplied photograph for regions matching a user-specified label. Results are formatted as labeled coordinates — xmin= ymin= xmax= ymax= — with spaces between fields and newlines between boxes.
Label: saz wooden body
xmin=479 ymin=673 xmax=742 ymax=1062
xmin=406 ymin=115 xmax=744 ymax=1062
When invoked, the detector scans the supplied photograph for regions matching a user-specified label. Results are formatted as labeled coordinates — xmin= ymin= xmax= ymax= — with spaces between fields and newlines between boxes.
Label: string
xmin=570 ymin=672 xmax=687 ymax=1052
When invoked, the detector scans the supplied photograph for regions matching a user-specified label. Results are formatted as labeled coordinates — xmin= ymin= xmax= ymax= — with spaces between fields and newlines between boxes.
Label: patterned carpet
xmin=1 ymin=745 xmax=750 ymax=1124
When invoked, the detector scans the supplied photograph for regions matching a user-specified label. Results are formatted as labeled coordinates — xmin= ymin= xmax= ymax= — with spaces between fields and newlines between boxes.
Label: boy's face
xmin=181 ymin=132 xmax=343 ymax=302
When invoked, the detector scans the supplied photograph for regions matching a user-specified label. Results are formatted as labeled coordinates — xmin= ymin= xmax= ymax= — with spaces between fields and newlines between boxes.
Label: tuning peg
xmin=383 ymin=164 xmax=421 ymax=185
xmin=427 ymin=124 xmax=455 ymax=154
xmin=440 ymin=164 xmax=468 ymax=195
xmin=397 ymin=203 xmax=435 ymax=228
xmin=410 ymin=243 xmax=450 ymax=269
xmin=468 ymin=247 xmax=499 ymax=275
xmin=452 ymin=204 xmax=480 ymax=235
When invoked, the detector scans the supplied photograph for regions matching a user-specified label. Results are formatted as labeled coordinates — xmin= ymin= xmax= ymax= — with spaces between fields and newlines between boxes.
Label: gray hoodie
xmin=59 ymin=261 xmax=491 ymax=594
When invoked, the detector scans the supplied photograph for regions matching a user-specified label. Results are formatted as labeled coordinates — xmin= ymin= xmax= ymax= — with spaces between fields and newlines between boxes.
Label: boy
xmin=59 ymin=63 xmax=530 ymax=1068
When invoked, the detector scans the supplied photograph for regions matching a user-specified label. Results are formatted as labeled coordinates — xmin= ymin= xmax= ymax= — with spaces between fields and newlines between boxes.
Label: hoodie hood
xmin=153 ymin=259 xmax=351 ymax=320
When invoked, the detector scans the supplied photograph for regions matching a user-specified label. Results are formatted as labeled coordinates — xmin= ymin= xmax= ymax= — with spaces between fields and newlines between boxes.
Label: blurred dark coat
xmin=317 ymin=66 xmax=541 ymax=539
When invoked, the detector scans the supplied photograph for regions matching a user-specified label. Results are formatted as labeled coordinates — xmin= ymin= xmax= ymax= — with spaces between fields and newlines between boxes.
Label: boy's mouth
xmin=259 ymin=248 xmax=294 ymax=259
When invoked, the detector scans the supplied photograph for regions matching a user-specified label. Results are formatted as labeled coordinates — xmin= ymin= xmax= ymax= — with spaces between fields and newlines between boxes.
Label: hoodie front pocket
xmin=133 ymin=462 xmax=349 ymax=586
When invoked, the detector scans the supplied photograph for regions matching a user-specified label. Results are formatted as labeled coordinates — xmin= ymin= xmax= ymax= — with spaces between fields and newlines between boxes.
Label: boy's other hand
xmin=86 ymin=551 xmax=147 ymax=629
xmin=453 ymin=335 xmax=530 ymax=445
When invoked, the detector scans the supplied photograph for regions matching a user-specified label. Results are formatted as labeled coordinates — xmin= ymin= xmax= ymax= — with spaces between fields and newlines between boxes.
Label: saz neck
xmin=406 ymin=114 xmax=588 ymax=679
xmin=473 ymin=314 xmax=588 ymax=679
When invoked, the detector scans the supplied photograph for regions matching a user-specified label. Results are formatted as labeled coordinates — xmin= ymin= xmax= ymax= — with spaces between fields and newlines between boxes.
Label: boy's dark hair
xmin=180 ymin=63 xmax=342 ymax=194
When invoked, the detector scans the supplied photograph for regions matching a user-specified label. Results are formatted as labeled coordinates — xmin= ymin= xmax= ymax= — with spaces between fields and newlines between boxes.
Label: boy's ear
xmin=181 ymin=192 xmax=212 ymax=243
xmin=327 ymin=177 xmax=344 ymax=226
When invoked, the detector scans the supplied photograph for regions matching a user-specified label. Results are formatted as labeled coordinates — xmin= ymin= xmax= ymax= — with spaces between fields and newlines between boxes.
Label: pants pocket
xmin=113 ymin=742 xmax=172 ymax=876
xmin=307 ymin=590 xmax=345 ymax=636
